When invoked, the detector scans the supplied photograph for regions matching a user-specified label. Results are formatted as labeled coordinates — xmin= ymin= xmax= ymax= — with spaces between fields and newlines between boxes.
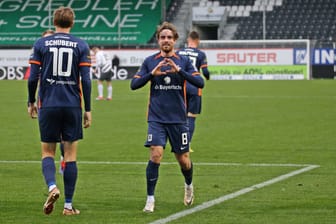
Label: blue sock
xmin=42 ymin=157 xmax=56 ymax=188
xmin=181 ymin=162 xmax=193 ymax=185
xmin=63 ymin=161 xmax=78 ymax=203
xmin=60 ymin=143 xmax=64 ymax=157
xmin=146 ymin=160 xmax=160 ymax=196
xmin=188 ymin=117 xmax=196 ymax=142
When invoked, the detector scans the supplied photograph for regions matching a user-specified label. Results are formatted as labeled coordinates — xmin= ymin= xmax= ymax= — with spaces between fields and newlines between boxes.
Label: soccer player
xmin=130 ymin=22 xmax=204 ymax=213
xmin=177 ymin=31 xmax=210 ymax=151
xmin=27 ymin=6 xmax=92 ymax=216
xmin=92 ymin=46 xmax=113 ymax=100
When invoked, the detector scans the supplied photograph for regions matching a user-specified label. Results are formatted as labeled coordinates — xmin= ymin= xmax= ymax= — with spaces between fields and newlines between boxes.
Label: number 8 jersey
xmin=28 ymin=33 xmax=91 ymax=110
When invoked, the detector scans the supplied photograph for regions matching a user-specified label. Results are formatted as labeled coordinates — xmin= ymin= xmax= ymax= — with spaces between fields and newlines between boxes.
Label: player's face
xmin=158 ymin=29 xmax=175 ymax=53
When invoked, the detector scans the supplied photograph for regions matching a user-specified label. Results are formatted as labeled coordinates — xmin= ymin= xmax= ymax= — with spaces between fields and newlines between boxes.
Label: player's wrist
xmin=27 ymin=102 xmax=35 ymax=107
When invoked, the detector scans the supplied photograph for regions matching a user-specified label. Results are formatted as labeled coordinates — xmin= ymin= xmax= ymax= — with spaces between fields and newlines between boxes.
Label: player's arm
xmin=200 ymin=52 xmax=210 ymax=80
xmin=27 ymin=53 xmax=40 ymax=118
xmin=165 ymin=57 xmax=204 ymax=88
xmin=179 ymin=69 xmax=204 ymax=88
xmin=201 ymin=66 xmax=210 ymax=80
xmin=80 ymin=46 xmax=92 ymax=128
xmin=80 ymin=65 xmax=91 ymax=113
xmin=81 ymin=68 xmax=91 ymax=128
xmin=130 ymin=60 xmax=152 ymax=90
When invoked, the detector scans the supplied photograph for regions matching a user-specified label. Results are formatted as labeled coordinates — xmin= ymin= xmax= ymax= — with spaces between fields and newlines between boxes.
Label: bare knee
xmin=149 ymin=146 xmax=164 ymax=163
xmin=176 ymin=152 xmax=191 ymax=170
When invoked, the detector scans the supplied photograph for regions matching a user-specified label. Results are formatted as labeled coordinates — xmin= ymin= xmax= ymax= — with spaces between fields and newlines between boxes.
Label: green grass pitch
xmin=0 ymin=79 xmax=335 ymax=224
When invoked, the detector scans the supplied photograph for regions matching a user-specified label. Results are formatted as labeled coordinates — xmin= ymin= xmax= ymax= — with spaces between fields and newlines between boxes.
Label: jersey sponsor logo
xmin=154 ymin=84 xmax=182 ymax=91
xmin=46 ymin=78 xmax=56 ymax=85
xmin=46 ymin=78 xmax=76 ymax=85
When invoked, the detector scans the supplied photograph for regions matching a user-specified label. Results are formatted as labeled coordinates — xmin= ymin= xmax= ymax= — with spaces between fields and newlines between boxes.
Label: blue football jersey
xmin=177 ymin=47 xmax=209 ymax=96
xmin=28 ymin=33 xmax=91 ymax=110
xmin=131 ymin=52 xmax=204 ymax=124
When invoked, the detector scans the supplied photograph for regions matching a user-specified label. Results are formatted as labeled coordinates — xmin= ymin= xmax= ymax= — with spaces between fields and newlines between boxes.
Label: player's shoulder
xmin=175 ymin=53 xmax=190 ymax=62
xmin=144 ymin=51 xmax=161 ymax=62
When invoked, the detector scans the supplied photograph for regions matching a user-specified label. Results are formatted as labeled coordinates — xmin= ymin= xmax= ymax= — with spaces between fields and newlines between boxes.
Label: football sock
xmin=147 ymin=195 xmax=155 ymax=202
xmin=60 ymin=143 xmax=64 ymax=157
xmin=181 ymin=162 xmax=193 ymax=185
xmin=107 ymin=86 xmax=112 ymax=98
xmin=63 ymin=161 xmax=78 ymax=204
xmin=42 ymin=157 xmax=56 ymax=188
xmin=64 ymin=202 xmax=72 ymax=210
xmin=187 ymin=117 xmax=196 ymax=142
xmin=98 ymin=83 xmax=103 ymax=97
xmin=146 ymin=160 xmax=160 ymax=196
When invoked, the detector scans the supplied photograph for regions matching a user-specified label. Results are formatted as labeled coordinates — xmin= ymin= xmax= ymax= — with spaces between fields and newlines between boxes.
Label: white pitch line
xmin=0 ymin=160 xmax=315 ymax=167
xmin=149 ymin=164 xmax=319 ymax=224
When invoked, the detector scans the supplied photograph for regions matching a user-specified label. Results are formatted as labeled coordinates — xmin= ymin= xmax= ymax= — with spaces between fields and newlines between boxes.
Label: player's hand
xmin=151 ymin=60 xmax=168 ymax=76
xmin=164 ymin=58 xmax=181 ymax=73
xmin=83 ymin=111 xmax=91 ymax=128
xmin=27 ymin=103 xmax=38 ymax=119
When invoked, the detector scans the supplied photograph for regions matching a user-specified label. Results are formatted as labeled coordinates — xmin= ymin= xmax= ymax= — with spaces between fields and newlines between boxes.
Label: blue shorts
xmin=38 ymin=107 xmax=83 ymax=142
xmin=187 ymin=94 xmax=202 ymax=114
xmin=145 ymin=122 xmax=190 ymax=154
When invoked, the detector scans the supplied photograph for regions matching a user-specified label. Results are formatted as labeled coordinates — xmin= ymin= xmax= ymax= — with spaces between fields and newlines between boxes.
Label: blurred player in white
xmin=92 ymin=47 xmax=113 ymax=100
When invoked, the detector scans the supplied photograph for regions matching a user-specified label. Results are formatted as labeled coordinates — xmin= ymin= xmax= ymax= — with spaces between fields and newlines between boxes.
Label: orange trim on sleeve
xmin=79 ymin=62 xmax=91 ymax=66
xmin=192 ymin=72 xmax=201 ymax=76
xmin=200 ymin=64 xmax=208 ymax=68
xmin=29 ymin=60 xmax=41 ymax=65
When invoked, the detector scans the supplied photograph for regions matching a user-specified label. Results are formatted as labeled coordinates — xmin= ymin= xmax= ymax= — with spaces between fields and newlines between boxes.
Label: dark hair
xmin=188 ymin=31 xmax=200 ymax=40
xmin=53 ymin=6 xmax=74 ymax=28
xmin=156 ymin=21 xmax=179 ymax=40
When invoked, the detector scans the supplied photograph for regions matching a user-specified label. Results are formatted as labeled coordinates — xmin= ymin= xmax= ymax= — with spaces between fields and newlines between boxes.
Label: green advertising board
xmin=208 ymin=65 xmax=308 ymax=80
xmin=0 ymin=0 xmax=169 ymax=46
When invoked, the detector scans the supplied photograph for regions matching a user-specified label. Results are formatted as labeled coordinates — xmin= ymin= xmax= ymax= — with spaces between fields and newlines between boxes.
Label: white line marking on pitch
xmin=149 ymin=164 xmax=320 ymax=224
xmin=0 ymin=160 xmax=316 ymax=168
xmin=0 ymin=160 xmax=319 ymax=223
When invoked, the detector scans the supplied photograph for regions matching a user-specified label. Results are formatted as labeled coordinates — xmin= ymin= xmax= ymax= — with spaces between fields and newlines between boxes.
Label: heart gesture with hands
xmin=151 ymin=58 xmax=181 ymax=76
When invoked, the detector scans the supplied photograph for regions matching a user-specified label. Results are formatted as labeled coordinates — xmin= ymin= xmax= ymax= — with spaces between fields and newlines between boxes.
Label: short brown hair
xmin=188 ymin=31 xmax=200 ymax=40
xmin=53 ymin=6 xmax=75 ymax=28
xmin=156 ymin=21 xmax=179 ymax=40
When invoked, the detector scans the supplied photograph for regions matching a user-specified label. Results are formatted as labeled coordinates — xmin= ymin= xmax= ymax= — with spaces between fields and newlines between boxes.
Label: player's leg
xmin=187 ymin=95 xmax=201 ymax=152
xmin=175 ymin=152 xmax=194 ymax=206
xmin=187 ymin=115 xmax=196 ymax=145
xmin=96 ymin=79 xmax=104 ymax=100
xmin=143 ymin=146 xmax=163 ymax=212
xmin=41 ymin=142 xmax=61 ymax=214
xmin=59 ymin=141 xmax=65 ymax=175
xmin=61 ymin=108 xmax=83 ymax=215
xmin=143 ymin=122 xmax=166 ymax=212
xmin=106 ymin=80 xmax=112 ymax=100
xmin=62 ymin=141 xmax=80 ymax=215
xmin=39 ymin=108 xmax=61 ymax=215
xmin=169 ymin=124 xmax=194 ymax=206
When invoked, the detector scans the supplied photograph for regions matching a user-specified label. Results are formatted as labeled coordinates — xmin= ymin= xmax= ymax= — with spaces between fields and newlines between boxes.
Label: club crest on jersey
xmin=164 ymin=76 xmax=171 ymax=84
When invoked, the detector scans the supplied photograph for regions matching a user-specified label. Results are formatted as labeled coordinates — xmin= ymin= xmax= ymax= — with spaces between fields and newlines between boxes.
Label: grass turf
xmin=0 ymin=79 xmax=335 ymax=223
